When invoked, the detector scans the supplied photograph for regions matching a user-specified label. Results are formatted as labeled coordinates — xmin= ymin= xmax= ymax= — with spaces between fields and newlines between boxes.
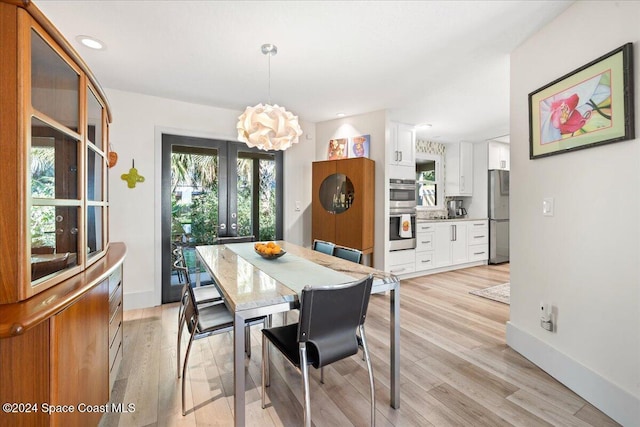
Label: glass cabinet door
xmin=86 ymin=86 xmax=108 ymax=262
xmin=30 ymin=29 xmax=79 ymax=132
xmin=30 ymin=118 xmax=81 ymax=283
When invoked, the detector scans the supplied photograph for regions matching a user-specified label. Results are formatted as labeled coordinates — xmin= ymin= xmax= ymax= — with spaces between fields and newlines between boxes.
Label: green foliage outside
xmin=30 ymin=147 xmax=56 ymax=247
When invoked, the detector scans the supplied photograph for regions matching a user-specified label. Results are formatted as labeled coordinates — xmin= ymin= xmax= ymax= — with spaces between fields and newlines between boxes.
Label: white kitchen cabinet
xmin=415 ymin=222 xmax=435 ymax=271
xmin=388 ymin=121 xmax=415 ymax=179
xmin=387 ymin=248 xmax=415 ymax=275
xmin=445 ymin=141 xmax=473 ymax=196
xmin=467 ymin=220 xmax=489 ymax=262
xmin=488 ymin=141 xmax=510 ymax=170
xmin=434 ymin=221 xmax=468 ymax=267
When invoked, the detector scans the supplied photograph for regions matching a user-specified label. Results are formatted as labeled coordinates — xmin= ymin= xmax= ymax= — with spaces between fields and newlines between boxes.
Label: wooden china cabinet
xmin=312 ymin=157 xmax=375 ymax=262
xmin=0 ymin=1 xmax=125 ymax=425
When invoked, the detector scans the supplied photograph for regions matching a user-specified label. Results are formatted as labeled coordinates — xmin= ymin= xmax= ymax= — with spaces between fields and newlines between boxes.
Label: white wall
xmin=508 ymin=2 xmax=640 ymax=425
xmin=106 ymin=88 xmax=314 ymax=309
xmin=315 ymin=110 xmax=387 ymax=269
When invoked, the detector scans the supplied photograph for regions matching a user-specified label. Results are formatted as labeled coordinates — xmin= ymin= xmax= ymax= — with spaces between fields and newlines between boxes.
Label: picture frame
xmin=327 ymin=138 xmax=348 ymax=160
xmin=528 ymin=42 xmax=634 ymax=159
xmin=348 ymin=134 xmax=370 ymax=158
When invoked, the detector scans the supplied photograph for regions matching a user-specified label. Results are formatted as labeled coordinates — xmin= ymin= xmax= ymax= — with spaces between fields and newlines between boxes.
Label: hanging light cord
xmin=267 ymin=51 xmax=271 ymax=105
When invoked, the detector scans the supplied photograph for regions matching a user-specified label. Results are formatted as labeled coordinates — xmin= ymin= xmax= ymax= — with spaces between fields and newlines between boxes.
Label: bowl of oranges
xmin=254 ymin=241 xmax=286 ymax=259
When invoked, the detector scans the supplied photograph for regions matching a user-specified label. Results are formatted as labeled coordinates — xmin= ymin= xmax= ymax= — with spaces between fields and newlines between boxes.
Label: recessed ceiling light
xmin=76 ymin=35 xmax=105 ymax=50
xmin=336 ymin=112 xmax=346 ymax=118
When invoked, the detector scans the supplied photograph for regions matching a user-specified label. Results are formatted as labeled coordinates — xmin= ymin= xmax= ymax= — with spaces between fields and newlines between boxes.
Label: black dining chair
xmin=173 ymin=246 xmax=223 ymax=309
xmin=178 ymin=276 xmax=269 ymax=416
xmin=175 ymin=254 xmax=255 ymax=378
xmin=334 ymin=245 xmax=363 ymax=264
xmin=261 ymin=275 xmax=375 ymax=427
xmin=312 ymin=239 xmax=335 ymax=255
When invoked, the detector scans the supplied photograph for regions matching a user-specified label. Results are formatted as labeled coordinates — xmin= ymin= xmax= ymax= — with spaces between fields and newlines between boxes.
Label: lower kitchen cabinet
xmin=467 ymin=220 xmax=489 ymax=262
xmin=415 ymin=222 xmax=435 ymax=271
xmin=412 ymin=220 xmax=488 ymax=274
xmin=388 ymin=249 xmax=415 ymax=275
xmin=434 ymin=222 xmax=468 ymax=267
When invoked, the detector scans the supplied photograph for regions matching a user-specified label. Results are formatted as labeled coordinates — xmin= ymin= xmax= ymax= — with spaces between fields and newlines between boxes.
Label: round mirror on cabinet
xmin=318 ymin=173 xmax=355 ymax=214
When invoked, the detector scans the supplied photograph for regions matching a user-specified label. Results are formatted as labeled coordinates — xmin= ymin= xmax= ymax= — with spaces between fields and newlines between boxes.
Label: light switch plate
xmin=295 ymin=201 xmax=301 ymax=212
xmin=543 ymin=198 xmax=554 ymax=216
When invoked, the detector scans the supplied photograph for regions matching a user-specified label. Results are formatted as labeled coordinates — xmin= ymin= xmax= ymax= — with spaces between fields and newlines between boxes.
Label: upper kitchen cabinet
xmin=488 ymin=141 xmax=510 ymax=170
xmin=0 ymin=2 xmax=112 ymax=303
xmin=445 ymin=141 xmax=473 ymax=196
xmin=388 ymin=121 xmax=415 ymax=179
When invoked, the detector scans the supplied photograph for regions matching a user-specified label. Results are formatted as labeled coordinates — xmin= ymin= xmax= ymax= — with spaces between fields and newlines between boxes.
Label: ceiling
xmin=36 ymin=0 xmax=572 ymax=143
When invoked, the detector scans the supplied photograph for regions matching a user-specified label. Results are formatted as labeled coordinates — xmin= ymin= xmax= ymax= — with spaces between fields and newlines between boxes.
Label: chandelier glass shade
xmin=237 ymin=44 xmax=303 ymax=151
xmin=237 ymin=103 xmax=303 ymax=151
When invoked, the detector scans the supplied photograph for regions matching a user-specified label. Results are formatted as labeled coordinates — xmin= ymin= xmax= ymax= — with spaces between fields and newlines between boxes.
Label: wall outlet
xmin=540 ymin=301 xmax=551 ymax=321
xmin=540 ymin=301 xmax=553 ymax=331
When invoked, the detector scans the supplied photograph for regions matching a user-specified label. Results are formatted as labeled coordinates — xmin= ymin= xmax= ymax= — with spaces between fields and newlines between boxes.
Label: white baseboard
xmin=506 ymin=322 xmax=640 ymax=427
xmin=397 ymin=260 xmax=487 ymax=280
xmin=123 ymin=290 xmax=160 ymax=311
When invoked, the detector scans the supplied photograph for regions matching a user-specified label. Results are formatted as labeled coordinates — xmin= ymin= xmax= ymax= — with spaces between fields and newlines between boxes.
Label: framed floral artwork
xmin=529 ymin=43 xmax=634 ymax=159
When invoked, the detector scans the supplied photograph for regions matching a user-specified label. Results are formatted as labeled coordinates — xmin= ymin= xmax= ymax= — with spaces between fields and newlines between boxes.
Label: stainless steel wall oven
xmin=389 ymin=214 xmax=416 ymax=251
xmin=389 ymin=179 xmax=417 ymax=215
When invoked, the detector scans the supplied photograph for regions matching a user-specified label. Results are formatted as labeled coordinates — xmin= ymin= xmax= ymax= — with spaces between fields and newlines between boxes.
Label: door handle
xmin=399 ymin=151 xmax=403 ymax=162
xmin=231 ymin=223 xmax=237 ymax=230
xmin=219 ymin=223 xmax=226 ymax=230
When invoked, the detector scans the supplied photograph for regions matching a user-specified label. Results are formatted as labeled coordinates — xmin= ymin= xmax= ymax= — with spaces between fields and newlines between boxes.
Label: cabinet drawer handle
xmin=421 ymin=240 xmax=431 ymax=244
xmin=474 ymin=235 xmax=485 ymax=239
xmin=390 ymin=267 xmax=406 ymax=273
xmin=421 ymin=259 xmax=431 ymax=263
xmin=474 ymin=252 xmax=486 ymax=255
xmin=473 ymin=223 xmax=485 ymax=227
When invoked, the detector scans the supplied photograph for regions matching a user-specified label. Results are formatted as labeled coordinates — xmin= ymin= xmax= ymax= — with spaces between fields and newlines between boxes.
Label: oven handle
xmin=389 ymin=184 xmax=416 ymax=190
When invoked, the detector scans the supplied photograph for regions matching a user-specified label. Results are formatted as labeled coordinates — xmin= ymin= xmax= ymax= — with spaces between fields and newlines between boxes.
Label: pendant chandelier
xmin=237 ymin=44 xmax=303 ymax=151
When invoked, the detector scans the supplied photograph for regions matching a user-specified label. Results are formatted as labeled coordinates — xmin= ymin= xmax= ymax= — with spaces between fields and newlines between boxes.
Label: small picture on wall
xmin=348 ymin=134 xmax=370 ymax=158
xmin=328 ymin=138 xmax=348 ymax=160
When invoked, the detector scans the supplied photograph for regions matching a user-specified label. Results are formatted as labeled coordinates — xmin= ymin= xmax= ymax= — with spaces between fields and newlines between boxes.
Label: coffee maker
xmin=447 ymin=200 xmax=467 ymax=218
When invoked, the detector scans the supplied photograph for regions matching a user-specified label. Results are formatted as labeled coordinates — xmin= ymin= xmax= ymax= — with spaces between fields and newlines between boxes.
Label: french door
xmin=161 ymin=134 xmax=283 ymax=303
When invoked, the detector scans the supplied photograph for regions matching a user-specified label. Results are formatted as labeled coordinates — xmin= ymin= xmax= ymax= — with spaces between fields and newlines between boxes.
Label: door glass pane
xmin=31 ymin=117 xmax=79 ymax=200
xmin=171 ymin=148 xmax=219 ymax=246
xmin=87 ymin=206 xmax=104 ymax=257
xmin=87 ymin=146 xmax=103 ymax=201
xmin=31 ymin=30 xmax=79 ymax=132
xmin=258 ymin=158 xmax=276 ymax=240
xmin=87 ymin=89 xmax=103 ymax=149
xmin=31 ymin=205 xmax=79 ymax=282
xmin=236 ymin=156 xmax=253 ymax=237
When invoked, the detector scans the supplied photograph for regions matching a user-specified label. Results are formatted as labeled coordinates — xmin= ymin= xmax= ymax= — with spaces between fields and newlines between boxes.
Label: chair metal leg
xmin=320 ymin=367 xmax=324 ymax=384
xmin=300 ymin=343 xmax=312 ymax=427
xmin=177 ymin=311 xmax=185 ymax=378
xmin=265 ymin=316 xmax=271 ymax=387
xmin=283 ymin=311 xmax=288 ymax=325
xmin=182 ymin=332 xmax=196 ymax=416
xmin=359 ymin=325 xmax=376 ymax=427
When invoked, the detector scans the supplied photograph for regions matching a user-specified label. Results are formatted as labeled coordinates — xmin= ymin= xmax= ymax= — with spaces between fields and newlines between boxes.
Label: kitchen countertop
xmin=416 ymin=217 xmax=488 ymax=223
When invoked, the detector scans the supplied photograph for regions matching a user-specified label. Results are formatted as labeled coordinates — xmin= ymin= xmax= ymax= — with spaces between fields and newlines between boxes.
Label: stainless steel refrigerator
xmin=488 ymin=170 xmax=509 ymax=264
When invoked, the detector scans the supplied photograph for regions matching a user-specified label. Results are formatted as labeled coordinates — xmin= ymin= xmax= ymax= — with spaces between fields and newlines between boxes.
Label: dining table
xmin=195 ymin=241 xmax=400 ymax=427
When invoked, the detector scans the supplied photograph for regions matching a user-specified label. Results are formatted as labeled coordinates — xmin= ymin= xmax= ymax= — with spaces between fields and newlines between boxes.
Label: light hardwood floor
xmin=100 ymin=264 xmax=619 ymax=427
